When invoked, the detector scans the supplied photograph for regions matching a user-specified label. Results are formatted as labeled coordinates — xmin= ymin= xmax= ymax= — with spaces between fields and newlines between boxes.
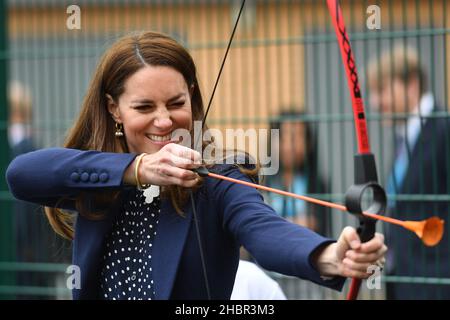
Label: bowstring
xmin=189 ymin=0 xmax=247 ymax=300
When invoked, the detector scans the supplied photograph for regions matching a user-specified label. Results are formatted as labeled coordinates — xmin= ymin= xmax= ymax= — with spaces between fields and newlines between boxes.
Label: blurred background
xmin=0 ymin=0 xmax=449 ymax=299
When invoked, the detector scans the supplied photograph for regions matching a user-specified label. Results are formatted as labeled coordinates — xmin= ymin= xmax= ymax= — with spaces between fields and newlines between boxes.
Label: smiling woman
xmin=5 ymin=31 xmax=387 ymax=300
xmin=106 ymin=65 xmax=193 ymax=155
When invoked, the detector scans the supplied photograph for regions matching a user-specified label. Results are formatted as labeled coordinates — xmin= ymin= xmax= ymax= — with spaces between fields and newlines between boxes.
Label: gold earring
xmin=115 ymin=122 xmax=124 ymax=137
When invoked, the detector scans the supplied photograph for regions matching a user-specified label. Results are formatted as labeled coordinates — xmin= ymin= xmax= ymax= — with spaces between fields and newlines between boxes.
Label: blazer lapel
xmin=153 ymin=197 xmax=193 ymax=300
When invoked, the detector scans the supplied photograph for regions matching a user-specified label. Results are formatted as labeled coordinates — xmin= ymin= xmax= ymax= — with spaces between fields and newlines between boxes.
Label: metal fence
xmin=0 ymin=0 xmax=449 ymax=299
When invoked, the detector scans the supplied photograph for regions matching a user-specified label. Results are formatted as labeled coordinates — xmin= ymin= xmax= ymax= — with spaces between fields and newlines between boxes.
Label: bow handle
xmin=345 ymin=153 xmax=387 ymax=242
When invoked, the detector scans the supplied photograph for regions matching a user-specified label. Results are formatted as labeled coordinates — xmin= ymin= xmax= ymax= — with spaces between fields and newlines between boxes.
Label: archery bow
xmin=193 ymin=0 xmax=376 ymax=300
xmin=190 ymin=0 xmax=444 ymax=300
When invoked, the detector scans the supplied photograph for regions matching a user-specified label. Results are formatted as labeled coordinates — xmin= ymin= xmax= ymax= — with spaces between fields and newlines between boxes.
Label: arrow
xmin=194 ymin=167 xmax=444 ymax=247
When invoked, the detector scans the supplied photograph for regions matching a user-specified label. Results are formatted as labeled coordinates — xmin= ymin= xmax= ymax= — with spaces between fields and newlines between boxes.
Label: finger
xmin=352 ymin=260 xmax=385 ymax=278
xmin=192 ymin=150 xmax=202 ymax=164
xmin=345 ymin=244 xmax=388 ymax=262
xmin=339 ymin=226 xmax=361 ymax=250
xmin=161 ymin=165 xmax=197 ymax=181
xmin=345 ymin=251 xmax=380 ymax=263
xmin=169 ymin=154 xmax=201 ymax=169
xmin=171 ymin=144 xmax=202 ymax=163
xmin=341 ymin=267 xmax=372 ymax=279
xmin=358 ymin=233 xmax=385 ymax=252
xmin=345 ymin=244 xmax=388 ymax=263
xmin=377 ymin=257 xmax=386 ymax=266
xmin=342 ymin=258 xmax=374 ymax=275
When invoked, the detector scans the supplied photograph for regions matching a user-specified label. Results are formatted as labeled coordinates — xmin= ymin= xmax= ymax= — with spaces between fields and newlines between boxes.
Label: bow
xmin=326 ymin=0 xmax=384 ymax=300
xmin=189 ymin=0 xmax=444 ymax=300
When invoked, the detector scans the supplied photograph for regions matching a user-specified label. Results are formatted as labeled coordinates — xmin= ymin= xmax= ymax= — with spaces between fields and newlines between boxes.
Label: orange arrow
xmin=206 ymin=171 xmax=444 ymax=247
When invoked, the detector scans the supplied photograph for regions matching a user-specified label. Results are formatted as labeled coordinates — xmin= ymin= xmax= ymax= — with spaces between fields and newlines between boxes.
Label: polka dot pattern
xmin=100 ymin=189 xmax=160 ymax=300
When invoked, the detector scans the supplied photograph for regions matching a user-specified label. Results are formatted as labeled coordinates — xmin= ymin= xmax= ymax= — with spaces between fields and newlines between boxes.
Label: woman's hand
xmin=124 ymin=143 xmax=202 ymax=188
xmin=313 ymin=227 xmax=387 ymax=279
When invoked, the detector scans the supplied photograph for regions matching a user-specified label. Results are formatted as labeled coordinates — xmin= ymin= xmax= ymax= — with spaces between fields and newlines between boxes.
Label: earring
xmin=115 ymin=122 xmax=124 ymax=137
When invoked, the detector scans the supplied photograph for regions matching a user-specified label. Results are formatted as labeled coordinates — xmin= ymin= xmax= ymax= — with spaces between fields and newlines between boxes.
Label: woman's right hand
xmin=124 ymin=143 xmax=202 ymax=188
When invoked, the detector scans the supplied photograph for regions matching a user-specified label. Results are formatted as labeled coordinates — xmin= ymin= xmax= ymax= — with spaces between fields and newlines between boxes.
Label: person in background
xmin=9 ymin=81 xmax=46 ymax=298
xmin=266 ymin=110 xmax=330 ymax=236
xmin=254 ymin=110 xmax=332 ymax=299
xmin=8 ymin=81 xmax=71 ymax=299
xmin=367 ymin=44 xmax=450 ymax=299
xmin=8 ymin=81 xmax=34 ymax=158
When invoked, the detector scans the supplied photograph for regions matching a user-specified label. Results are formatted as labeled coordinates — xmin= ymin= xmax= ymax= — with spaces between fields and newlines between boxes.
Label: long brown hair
xmin=45 ymin=31 xmax=258 ymax=240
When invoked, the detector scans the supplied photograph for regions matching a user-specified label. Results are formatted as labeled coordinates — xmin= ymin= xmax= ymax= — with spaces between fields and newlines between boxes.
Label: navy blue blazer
xmin=6 ymin=148 xmax=345 ymax=299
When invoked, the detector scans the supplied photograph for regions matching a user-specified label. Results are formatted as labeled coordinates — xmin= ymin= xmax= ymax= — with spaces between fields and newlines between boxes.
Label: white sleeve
xmin=231 ymin=260 xmax=287 ymax=300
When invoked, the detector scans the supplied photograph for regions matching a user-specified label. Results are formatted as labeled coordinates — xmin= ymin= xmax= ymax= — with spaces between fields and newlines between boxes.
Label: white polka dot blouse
xmin=100 ymin=189 xmax=160 ymax=300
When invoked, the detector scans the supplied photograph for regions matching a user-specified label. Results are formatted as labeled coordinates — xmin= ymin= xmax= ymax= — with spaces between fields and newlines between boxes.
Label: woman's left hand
xmin=314 ymin=226 xmax=388 ymax=279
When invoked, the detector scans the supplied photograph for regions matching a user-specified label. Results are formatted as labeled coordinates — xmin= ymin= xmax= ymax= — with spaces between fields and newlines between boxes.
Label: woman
xmin=267 ymin=110 xmax=330 ymax=235
xmin=6 ymin=31 xmax=386 ymax=300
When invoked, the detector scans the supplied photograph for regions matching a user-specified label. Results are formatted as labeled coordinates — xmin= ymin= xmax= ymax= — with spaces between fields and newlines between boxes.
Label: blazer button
xmin=99 ymin=173 xmax=109 ymax=182
xmin=70 ymin=172 xmax=80 ymax=182
xmin=81 ymin=172 xmax=90 ymax=182
xmin=90 ymin=173 xmax=99 ymax=183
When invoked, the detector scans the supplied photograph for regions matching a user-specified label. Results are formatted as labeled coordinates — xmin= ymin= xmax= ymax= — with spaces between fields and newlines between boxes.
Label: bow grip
xmin=345 ymin=153 xmax=387 ymax=243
